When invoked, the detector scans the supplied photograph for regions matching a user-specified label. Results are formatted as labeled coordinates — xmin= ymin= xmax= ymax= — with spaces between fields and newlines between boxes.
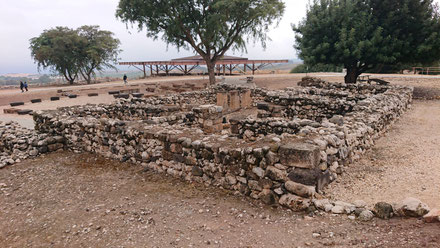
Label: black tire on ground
xmin=108 ymin=91 xmax=120 ymax=95
xmin=68 ymin=94 xmax=78 ymax=98
xmin=50 ymin=97 xmax=60 ymax=101
xmin=10 ymin=102 xmax=24 ymax=107
xmin=17 ymin=109 xmax=33 ymax=115
xmin=88 ymin=93 xmax=98 ymax=97
xmin=30 ymin=99 xmax=42 ymax=103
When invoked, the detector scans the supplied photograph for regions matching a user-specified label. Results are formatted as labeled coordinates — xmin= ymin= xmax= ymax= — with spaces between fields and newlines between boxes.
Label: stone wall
xmin=0 ymin=121 xmax=65 ymax=168
xmin=258 ymin=80 xmax=390 ymax=121
xmin=30 ymin=78 xmax=413 ymax=211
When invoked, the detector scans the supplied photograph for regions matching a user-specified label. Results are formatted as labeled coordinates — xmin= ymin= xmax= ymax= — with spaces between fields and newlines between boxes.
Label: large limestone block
xmin=240 ymin=89 xmax=252 ymax=108
xmin=229 ymin=91 xmax=240 ymax=111
xmin=216 ymin=92 xmax=228 ymax=110
xmin=395 ymin=197 xmax=430 ymax=217
xmin=284 ymin=181 xmax=316 ymax=198
xmin=279 ymin=143 xmax=320 ymax=169
xmin=279 ymin=194 xmax=311 ymax=211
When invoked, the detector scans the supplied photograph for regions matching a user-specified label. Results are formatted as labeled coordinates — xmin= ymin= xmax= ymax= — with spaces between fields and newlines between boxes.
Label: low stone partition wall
xmin=298 ymin=76 xmax=389 ymax=94
xmin=31 ymin=78 xmax=413 ymax=212
xmin=0 ymin=121 xmax=66 ymax=168
xmin=230 ymin=117 xmax=306 ymax=139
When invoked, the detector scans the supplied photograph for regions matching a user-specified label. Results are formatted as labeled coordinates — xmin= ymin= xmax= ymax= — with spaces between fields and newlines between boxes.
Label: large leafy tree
xmin=30 ymin=27 xmax=82 ymax=84
xmin=77 ymin=26 xmax=121 ymax=84
xmin=116 ymin=0 xmax=285 ymax=84
xmin=294 ymin=0 xmax=440 ymax=84
xmin=30 ymin=26 xmax=121 ymax=84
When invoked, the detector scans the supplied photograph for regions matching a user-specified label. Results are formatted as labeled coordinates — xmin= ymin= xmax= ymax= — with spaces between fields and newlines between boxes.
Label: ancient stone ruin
xmin=1 ymin=77 xmax=413 ymax=211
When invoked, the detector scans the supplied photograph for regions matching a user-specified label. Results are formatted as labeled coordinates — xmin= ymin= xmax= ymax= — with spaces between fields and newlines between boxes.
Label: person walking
xmin=19 ymin=81 xmax=24 ymax=92
xmin=123 ymin=74 xmax=128 ymax=85
xmin=24 ymin=81 xmax=28 ymax=92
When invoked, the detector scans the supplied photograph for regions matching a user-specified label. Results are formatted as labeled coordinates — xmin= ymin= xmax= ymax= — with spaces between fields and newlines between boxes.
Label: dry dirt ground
xmin=326 ymin=100 xmax=440 ymax=208
xmin=1 ymin=152 xmax=439 ymax=248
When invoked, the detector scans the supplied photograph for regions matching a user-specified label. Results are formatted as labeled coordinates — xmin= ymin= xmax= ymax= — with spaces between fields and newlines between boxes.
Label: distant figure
xmin=19 ymin=81 xmax=24 ymax=92
xmin=24 ymin=82 xmax=28 ymax=92
xmin=123 ymin=74 xmax=128 ymax=84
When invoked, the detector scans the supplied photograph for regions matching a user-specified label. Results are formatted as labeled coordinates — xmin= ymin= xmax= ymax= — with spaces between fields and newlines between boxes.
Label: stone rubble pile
xmin=0 ymin=121 xmax=65 ymax=168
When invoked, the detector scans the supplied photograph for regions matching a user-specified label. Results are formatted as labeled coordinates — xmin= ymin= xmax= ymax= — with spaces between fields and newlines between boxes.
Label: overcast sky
xmin=0 ymin=0 xmax=308 ymax=75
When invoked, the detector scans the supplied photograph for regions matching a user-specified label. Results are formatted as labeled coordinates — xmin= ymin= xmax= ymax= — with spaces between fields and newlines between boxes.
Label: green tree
xmin=30 ymin=26 xmax=121 ymax=84
xmin=30 ymin=27 xmax=82 ymax=84
xmin=293 ymin=0 xmax=440 ymax=83
xmin=116 ymin=0 xmax=285 ymax=84
xmin=77 ymin=26 xmax=121 ymax=84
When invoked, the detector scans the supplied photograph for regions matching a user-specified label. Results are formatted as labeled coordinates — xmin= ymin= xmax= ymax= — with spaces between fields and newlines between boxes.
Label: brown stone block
xmin=423 ymin=208 xmax=440 ymax=223
xmin=279 ymin=143 xmax=320 ymax=169
xmin=229 ymin=90 xmax=240 ymax=111
xmin=170 ymin=143 xmax=183 ymax=153
xmin=48 ymin=143 xmax=64 ymax=152
xmin=240 ymin=89 xmax=252 ymax=108
xmin=203 ymin=123 xmax=223 ymax=134
xmin=162 ymin=150 xmax=174 ymax=161
xmin=216 ymin=92 xmax=228 ymax=110
xmin=3 ymin=108 xmax=18 ymax=114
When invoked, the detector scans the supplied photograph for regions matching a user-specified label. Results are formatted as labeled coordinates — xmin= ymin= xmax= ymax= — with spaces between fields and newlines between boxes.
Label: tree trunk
xmin=206 ymin=61 xmax=216 ymax=85
xmin=344 ymin=66 xmax=360 ymax=84
xmin=63 ymin=73 xmax=75 ymax=85
xmin=80 ymin=70 xmax=92 ymax=84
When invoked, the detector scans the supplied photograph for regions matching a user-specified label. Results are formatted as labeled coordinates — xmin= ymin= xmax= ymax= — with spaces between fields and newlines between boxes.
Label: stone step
xmin=10 ymin=102 xmax=24 ymax=107
xmin=17 ymin=109 xmax=33 ymax=115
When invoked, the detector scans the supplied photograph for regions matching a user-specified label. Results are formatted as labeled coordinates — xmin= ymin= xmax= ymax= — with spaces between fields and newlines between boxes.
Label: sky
xmin=0 ymin=0 xmax=307 ymax=75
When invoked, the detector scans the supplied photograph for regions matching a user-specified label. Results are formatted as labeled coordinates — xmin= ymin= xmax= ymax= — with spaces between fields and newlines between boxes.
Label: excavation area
xmin=14 ymin=77 xmax=413 ymax=209
xmin=1 ymin=74 xmax=440 ymax=247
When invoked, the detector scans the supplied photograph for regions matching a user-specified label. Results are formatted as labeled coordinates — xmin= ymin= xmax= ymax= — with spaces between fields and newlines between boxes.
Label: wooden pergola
xmin=119 ymin=55 xmax=289 ymax=77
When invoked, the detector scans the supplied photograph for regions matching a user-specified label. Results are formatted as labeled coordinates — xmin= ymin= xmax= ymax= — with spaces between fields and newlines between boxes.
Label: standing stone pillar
xmin=229 ymin=91 xmax=240 ymax=111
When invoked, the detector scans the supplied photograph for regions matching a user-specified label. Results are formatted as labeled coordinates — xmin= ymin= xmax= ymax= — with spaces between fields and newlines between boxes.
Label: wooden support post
xmin=229 ymin=64 xmax=232 ymax=75
xmin=184 ymin=65 xmax=188 ymax=75
xmin=223 ymin=65 xmax=226 ymax=76
xmin=156 ymin=65 xmax=159 ymax=75
xmin=244 ymin=64 xmax=247 ymax=73
xmin=142 ymin=64 xmax=147 ymax=78
xmin=150 ymin=65 xmax=153 ymax=76
xmin=165 ymin=65 xmax=169 ymax=75
xmin=252 ymin=63 xmax=255 ymax=75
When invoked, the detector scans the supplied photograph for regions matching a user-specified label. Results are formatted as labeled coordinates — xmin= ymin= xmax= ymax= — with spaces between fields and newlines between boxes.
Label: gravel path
xmin=326 ymin=100 xmax=440 ymax=208
xmin=0 ymin=152 xmax=439 ymax=248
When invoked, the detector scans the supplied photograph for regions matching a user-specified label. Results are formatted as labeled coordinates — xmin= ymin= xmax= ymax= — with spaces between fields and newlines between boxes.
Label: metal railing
xmin=412 ymin=67 xmax=440 ymax=75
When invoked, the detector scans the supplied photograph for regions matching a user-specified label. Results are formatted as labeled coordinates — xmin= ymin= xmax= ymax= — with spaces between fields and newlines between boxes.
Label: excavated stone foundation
xmin=2 ymin=77 xmax=412 ymax=211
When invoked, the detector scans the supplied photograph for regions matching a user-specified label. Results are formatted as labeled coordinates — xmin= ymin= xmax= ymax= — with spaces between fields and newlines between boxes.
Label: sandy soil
xmin=1 ymin=152 xmax=439 ymax=248
xmin=0 ymin=77 xmax=209 ymax=107
xmin=326 ymin=100 xmax=440 ymax=208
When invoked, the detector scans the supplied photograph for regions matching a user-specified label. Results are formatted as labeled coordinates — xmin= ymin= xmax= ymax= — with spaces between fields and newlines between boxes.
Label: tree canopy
xmin=293 ymin=0 xmax=440 ymax=83
xmin=116 ymin=0 xmax=285 ymax=84
xmin=30 ymin=26 xmax=120 ymax=84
